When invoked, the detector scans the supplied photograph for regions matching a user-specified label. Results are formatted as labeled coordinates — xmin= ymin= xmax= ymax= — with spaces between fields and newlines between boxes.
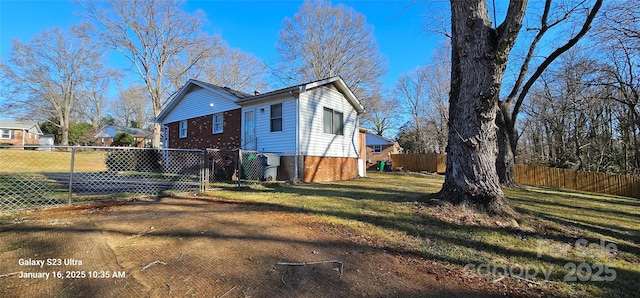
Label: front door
xmin=244 ymin=110 xmax=256 ymax=150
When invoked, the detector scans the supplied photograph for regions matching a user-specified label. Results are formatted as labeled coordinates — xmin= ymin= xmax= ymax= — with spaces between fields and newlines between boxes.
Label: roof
xmin=0 ymin=120 xmax=42 ymax=134
xmin=192 ymin=80 xmax=253 ymax=99
xmin=365 ymin=132 xmax=397 ymax=146
xmin=156 ymin=76 xmax=364 ymax=123
xmin=94 ymin=126 xmax=153 ymax=138
xmin=156 ymin=79 xmax=251 ymax=123
xmin=236 ymin=76 xmax=364 ymax=113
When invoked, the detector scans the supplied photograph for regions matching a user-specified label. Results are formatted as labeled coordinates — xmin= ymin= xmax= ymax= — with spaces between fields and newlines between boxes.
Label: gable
xmin=366 ymin=133 xmax=395 ymax=146
xmin=158 ymin=84 xmax=241 ymax=124
xmin=0 ymin=121 xmax=42 ymax=134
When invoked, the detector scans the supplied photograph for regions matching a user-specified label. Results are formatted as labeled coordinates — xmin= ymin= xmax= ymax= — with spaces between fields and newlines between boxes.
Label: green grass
xmin=0 ymin=150 xmax=107 ymax=173
xmin=203 ymin=172 xmax=640 ymax=298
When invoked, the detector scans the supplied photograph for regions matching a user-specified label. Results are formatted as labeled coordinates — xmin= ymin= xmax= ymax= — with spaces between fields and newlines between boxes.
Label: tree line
xmin=394 ymin=1 xmax=640 ymax=180
xmin=1 ymin=0 xmax=386 ymax=147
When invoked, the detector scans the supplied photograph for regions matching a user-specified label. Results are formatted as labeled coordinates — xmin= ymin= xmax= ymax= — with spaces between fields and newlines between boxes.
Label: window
xmin=270 ymin=103 xmax=283 ymax=132
xmin=179 ymin=120 xmax=187 ymax=138
xmin=212 ymin=113 xmax=224 ymax=134
xmin=0 ymin=129 xmax=12 ymax=139
xmin=323 ymin=107 xmax=344 ymax=135
xmin=373 ymin=145 xmax=382 ymax=153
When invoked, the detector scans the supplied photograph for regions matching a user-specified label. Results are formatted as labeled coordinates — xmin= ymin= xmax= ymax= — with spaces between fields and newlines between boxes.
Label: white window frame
xmin=373 ymin=145 xmax=383 ymax=154
xmin=212 ymin=113 xmax=224 ymax=134
xmin=0 ymin=129 xmax=12 ymax=139
xmin=270 ymin=103 xmax=283 ymax=132
xmin=323 ymin=107 xmax=344 ymax=135
xmin=179 ymin=120 xmax=187 ymax=138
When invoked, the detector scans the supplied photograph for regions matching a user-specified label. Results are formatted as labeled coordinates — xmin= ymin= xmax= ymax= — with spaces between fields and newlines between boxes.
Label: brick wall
xmin=366 ymin=144 xmax=398 ymax=169
xmin=168 ymin=109 xmax=241 ymax=149
xmin=0 ymin=129 xmax=40 ymax=147
xmin=303 ymin=156 xmax=358 ymax=182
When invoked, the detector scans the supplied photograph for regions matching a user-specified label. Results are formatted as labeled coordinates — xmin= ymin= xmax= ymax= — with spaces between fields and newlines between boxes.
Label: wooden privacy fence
xmin=389 ymin=154 xmax=640 ymax=199
xmin=391 ymin=154 xmax=446 ymax=173
xmin=514 ymin=164 xmax=640 ymax=199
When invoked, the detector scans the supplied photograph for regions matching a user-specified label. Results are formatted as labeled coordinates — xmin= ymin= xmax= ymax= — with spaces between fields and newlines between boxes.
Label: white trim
xmin=270 ymin=102 xmax=283 ymax=133
xmin=179 ymin=120 xmax=187 ymax=138
xmin=373 ymin=145 xmax=383 ymax=153
xmin=212 ymin=113 xmax=224 ymax=134
xmin=0 ymin=129 xmax=12 ymax=139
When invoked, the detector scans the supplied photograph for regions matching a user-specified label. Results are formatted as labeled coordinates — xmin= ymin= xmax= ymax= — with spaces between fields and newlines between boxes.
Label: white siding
xmin=161 ymin=87 xmax=240 ymax=124
xmin=299 ymin=86 xmax=360 ymax=158
xmin=241 ymin=97 xmax=297 ymax=152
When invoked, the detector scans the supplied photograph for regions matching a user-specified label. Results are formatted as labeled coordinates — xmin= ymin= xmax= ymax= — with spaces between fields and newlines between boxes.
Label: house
xmin=155 ymin=76 xmax=367 ymax=182
xmin=94 ymin=125 xmax=153 ymax=147
xmin=365 ymin=132 xmax=402 ymax=170
xmin=0 ymin=120 xmax=42 ymax=148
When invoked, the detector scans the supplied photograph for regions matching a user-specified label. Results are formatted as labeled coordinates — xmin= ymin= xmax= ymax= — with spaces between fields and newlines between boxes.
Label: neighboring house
xmin=155 ymin=76 xmax=367 ymax=182
xmin=94 ymin=125 xmax=153 ymax=147
xmin=0 ymin=120 xmax=42 ymax=148
xmin=365 ymin=132 xmax=402 ymax=170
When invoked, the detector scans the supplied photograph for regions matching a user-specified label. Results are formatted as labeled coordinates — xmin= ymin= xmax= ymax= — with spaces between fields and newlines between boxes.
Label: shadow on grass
xmin=3 ymin=171 xmax=639 ymax=298
xmin=210 ymin=177 xmax=640 ymax=298
xmin=3 ymin=195 xmax=638 ymax=298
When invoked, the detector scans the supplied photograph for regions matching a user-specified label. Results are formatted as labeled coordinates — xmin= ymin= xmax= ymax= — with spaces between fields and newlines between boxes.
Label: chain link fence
xmin=1 ymin=147 xmax=304 ymax=213
xmin=206 ymin=149 xmax=302 ymax=185
xmin=0 ymin=146 xmax=206 ymax=213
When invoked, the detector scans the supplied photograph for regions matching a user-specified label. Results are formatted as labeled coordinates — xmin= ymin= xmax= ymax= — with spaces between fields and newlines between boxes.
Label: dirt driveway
xmin=0 ymin=196 xmax=537 ymax=297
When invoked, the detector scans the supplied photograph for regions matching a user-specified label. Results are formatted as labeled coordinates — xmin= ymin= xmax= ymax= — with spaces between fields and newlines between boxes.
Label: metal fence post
xmin=294 ymin=151 xmax=299 ymax=181
xmin=68 ymin=146 xmax=76 ymax=205
xmin=237 ymin=149 xmax=242 ymax=188
xmin=201 ymin=150 xmax=208 ymax=192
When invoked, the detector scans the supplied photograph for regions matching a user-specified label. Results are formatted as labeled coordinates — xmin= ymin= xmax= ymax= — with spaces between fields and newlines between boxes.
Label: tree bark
xmin=438 ymin=0 xmax=526 ymax=216
xmin=496 ymin=102 xmax=518 ymax=186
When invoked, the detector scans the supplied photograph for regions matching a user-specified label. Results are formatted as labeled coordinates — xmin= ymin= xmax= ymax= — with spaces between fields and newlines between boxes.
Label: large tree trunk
xmin=152 ymin=123 xmax=162 ymax=148
xmin=496 ymin=102 xmax=518 ymax=187
xmin=438 ymin=0 xmax=525 ymax=216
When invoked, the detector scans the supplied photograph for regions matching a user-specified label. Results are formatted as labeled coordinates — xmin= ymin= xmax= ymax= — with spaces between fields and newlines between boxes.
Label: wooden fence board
xmin=514 ymin=164 xmax=640 ymax=199
xmin=391 ymin=154 xmax=446 ymax=173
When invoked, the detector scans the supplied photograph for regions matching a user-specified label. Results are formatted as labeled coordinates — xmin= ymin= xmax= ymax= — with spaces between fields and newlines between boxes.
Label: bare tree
xmin=274 ymin=0 xmax=386 ymax=101
xmin=595 ymin=0 xmax=640 ymax=173
xmin=521 ymin=52 xmax=621 ymax=173
xmin=495 ymin=0 xmax=603 ymax=186
xmin=396 ymin=67 xmax=430 ymax=154
xmin=423 ymin=43 xmax=450 ymax=154
xmin=394 ymin=42 xmax=450 ymax=154
xmin=360 ymin=91 xmax=399 ymax=136
xmin=0 ymin=27 xmax=105 ymax=145
xmin=111 ymin=84 xmax=153 ymax=128
xmin=168 ymin=42 xmax=269 ymax=93
xmin=78 ymin=62 xmax=120 ymax=129
xmin=439 ymin=0 xmax=527 ymax=216
xmin=80 ymin=0 xmax=221 ymax=147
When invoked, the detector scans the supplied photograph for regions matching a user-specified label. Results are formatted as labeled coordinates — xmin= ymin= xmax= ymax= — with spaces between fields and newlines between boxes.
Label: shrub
xmin=112 ymin=132 xmax=135 ymax=147
xmin=106 ymin=149 xmax=163 ymax=172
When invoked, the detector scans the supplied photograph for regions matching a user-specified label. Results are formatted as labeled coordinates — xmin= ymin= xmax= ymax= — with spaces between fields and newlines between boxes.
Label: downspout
xmin=351 ymin=114 xmax=361 ymax=160
xmin=22 ymin=129 xmax=26 ymax=148
xmin=292 ymin=90 xmax=300 ymax=181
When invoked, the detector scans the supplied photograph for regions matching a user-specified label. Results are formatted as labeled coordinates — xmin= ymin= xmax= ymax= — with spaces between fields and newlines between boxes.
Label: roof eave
xmin=155 ymin=79 xmax=243 ymax=123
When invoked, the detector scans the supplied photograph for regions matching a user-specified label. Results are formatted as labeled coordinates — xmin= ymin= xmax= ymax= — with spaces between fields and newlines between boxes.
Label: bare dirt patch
xmin=1 ymin=197 xmax=542 ymax=297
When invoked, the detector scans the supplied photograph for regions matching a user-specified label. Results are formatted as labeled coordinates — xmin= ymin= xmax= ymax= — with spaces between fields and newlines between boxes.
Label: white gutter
xmin=292 ymin=90 xmax=301 ymax=180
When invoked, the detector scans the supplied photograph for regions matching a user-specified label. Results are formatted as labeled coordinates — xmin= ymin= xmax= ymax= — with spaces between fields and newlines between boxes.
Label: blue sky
xmin=0 ymin=0 xmax=448 ymax=93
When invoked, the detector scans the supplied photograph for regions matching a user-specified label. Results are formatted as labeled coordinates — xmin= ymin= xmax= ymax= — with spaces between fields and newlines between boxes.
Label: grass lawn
xmin=205 ymin=172 xmax=640 ymax=298
xmin=0 ymin=150 xmax=107 ymax=173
